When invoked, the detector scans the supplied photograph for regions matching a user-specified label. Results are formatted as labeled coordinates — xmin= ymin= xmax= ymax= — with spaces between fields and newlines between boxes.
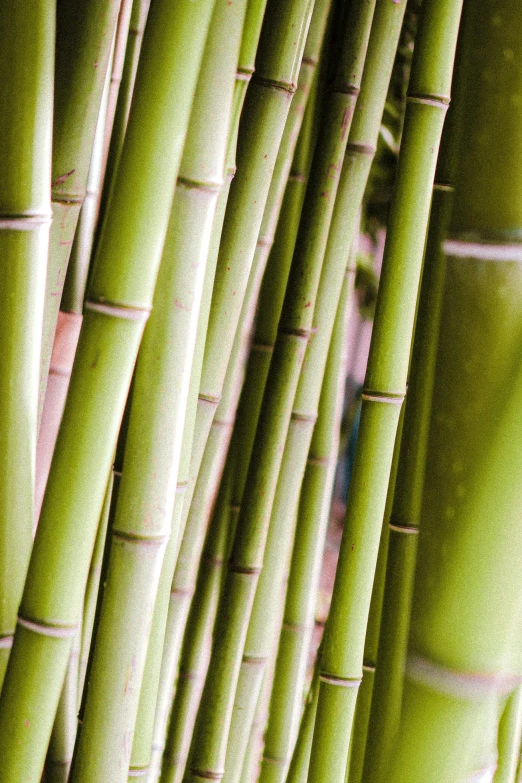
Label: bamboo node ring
xmin=406 ymin=654 xmax=522 ymax=700
xmin=361 ymin=390 xmax=404 ymax=404
xmin=407 ymin=93 xmax=450 ymax=109
xmin=190 ymin=768 xmax=224 ymax=781
xmin=128 ymin=766 xmax=150 ymax=777
xmin=291 ymin=411 xmax=318 ymax=423
xmin=17 ymin=615 xmax=78 ymax=639
xmin=319 ymin=672 xmax=362 ymax=688
xmin=388 ymin=521 xmax=419 ymax=535
xmin=253 ymin=74 xmax=297 ymax=94
xmin=0 ymin=635 xmax=13 ymax=649
xmin=443 ymin=239 xmax=522 ymax=263
xmin=84 ymin=299 xmax=151 ymax=322
xmin=0 ymin=213 xmax=53 ymax=230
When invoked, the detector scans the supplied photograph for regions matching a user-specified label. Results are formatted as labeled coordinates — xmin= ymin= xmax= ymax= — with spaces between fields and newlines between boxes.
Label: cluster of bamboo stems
xmin=1 ymin=0 xmax=522 ymax=781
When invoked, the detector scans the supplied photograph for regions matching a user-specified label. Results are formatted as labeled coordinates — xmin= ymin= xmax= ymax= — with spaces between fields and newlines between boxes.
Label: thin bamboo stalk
xmin=0 ymin=0 xmax=54 ymax=689
xmin=0 ymin=1 xmax=217 ymax=779
xmin=186 ymin=5 xmax=375 ymax=780
xmin=359 ymin=97 xmax=460 ymax=783
xmin=39 ymin=0 xmax=121 ymax=423
xmin=71 ymin=2 xmax=243 ymax=779
xmin=260 ymin=262 xmax=354 ymax=783
xmin=98 ymin=0 xmax=151 ymax=228
xmin=387 ymin=3 xmax=522 ymax=778
xmin=179 ymin=0 xmax=315 ymax=529
xmin=286 ymin=670 xmax=320 ymax=783
xmin=306 ymin=1 xmax=463 ymax=780
xmin=160 ymin=461 xmax=235 ymax=783
xmin=35 ymin=64 xmax=111 ymax=526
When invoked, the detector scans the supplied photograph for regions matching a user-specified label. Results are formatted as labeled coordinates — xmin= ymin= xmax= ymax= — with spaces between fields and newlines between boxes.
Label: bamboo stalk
xmin=0 ymin=1 xmax=217 ymax=778
xmin=70 ymin=1 xmax=244 ymax=779
xmin=98 ymin=0 xmax=151 ymax=227
xmin=145 ymin=10 xmax=263 ymax=764
xmin=387 ymin=3 xmax=522 ymax=778
xmin=179 ymin=0 xmax=315 ymax=531
xmin=0 ymin=0 xmax=54 ymax=689
xmin=39 ymin=0 xmax=121 ymax=423
xmin=306 ymin=1 xmax=463 ymax=780
xmin=286 ymin=670 xmax=320 ymax=783
xmin=35 ymin=63 xmax=111 ymax=526
xmin=359 ymin=95 xmax=460 ymax=783
xmin=495 ymin=685 xmax=522 ymax=783
xmin=186 ymin=5 xmax=375 ymax=780
xmin=260 ymin=261 xmax=354 ymax=783
xmin=160 ymin=461 xmax=235 ymax=783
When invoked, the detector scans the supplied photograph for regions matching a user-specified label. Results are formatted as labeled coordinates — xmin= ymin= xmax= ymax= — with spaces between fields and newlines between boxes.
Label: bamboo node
xmin=334 ymin=82 xmax=360 ymax=97
xmin=363 ymin=663 xmax=376 ymax=673
xmin=176 ymin=481 xmax=188 ymax=494
xmin=433 ymin=183 xmax=454 ymax=193
xmin=17 ymin=615 xmax=78 ymax=639
xmin=279 ymin=326 xmax=312 ymax=339
xmin=253 ymin=74 xmax=297 ymax=95
xmin=0 ymin=635 xmax=13 ymax=649
xmin=346 ymin=141 xmax=376 ymax=157
xmin=0 ymin=214 xmax=53 ymax=230
xmin=443 ymin=239 xmax=522 ymax=263
xmin=319 ymin=672 xmax=362 ymax=688
xmin=388 ymin=520 xmax=419 ymax=535
xmin=128 ymin=767 xmax=150 ymax=777
xmin=231 ymin=564 xmax=262 ymax=575
xmin=406 ymin=654 xmax=522 ymax=700
xmin=291 ymin=411 xmax=317 ymax=424
xmin=406 ymin=94 xmax=449 ymax=109
xmin=190 ymin=768 xmax=224 ymax=781
xmin=243 ymin=654 xmax=267 ymax=667
xmin=177 ymin=175 xmax=223 ymax=194
xmin=361 ymin=390 xmax=405 ymax=404
xmin=198 ymin=393 xmax=220 ymax=408
xmin=84 ymin=299 xmax=151 ymax=322
xmin=288 ymin=173 xmax=306 ymax=183
xmin=262 ymin=754 xmax=287 ymax=766
xmin=257 ymin=235 xmax=275 ymax=248
xmin=307 ymin=456 xmax=331 ymax=467
xmin=111 ymin=529 xmax=170 ymax=545
xmin=252 ymin=342 xmax=274 ymax=354
xmin=282 ymin=621 xmax=307 ymax=632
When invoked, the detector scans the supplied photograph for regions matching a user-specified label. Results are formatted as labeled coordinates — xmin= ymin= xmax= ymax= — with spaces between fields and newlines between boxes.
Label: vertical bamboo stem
xmin=306 ymin=1 xmax=463 ymax=781
xmin=387 ymin=3 xmax=522 ymax=778
xmin=495 ymin=685 xmax=522 ymax=783
xmin=39 ymin=0 xmax=121 ymax=423
xmin=0 ymin=0 xmax=54 ymax=689
xmin=0 ymin=1 xmax=217 ymax=779
xmin=186 ymin=5 xmax=375 ymax=780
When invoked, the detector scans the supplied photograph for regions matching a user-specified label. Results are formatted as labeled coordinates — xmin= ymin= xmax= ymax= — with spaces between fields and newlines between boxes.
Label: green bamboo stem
xmin=387 ymin=3 xmax=522 ymax=778
xmin=98 ymin=0 xmax=151 ymax=229
xmin=146 ymin=32 xmax=257 ymax=774
xmin=259 ymin=262 xmax=353 ymax=783
xmin=160 ymin=462 xmax=235 ymax=783
xmin=495 ymin=686 xmax=522 ymax=783
xmin=0 ymin=1 xmax=217 ymax=778
xmin=35 ymin=63 xmax=111 ymax=526
xmin=122 ymin=5 xmax=248 ymax=782
xmin=306 ymin=2 xmax=462 ymax=780
xmin=0 ymin=0 xmax=54 ymax=690
xmin=39 ymin=0 xmax=121 ymax=424
xmin=286 ymin=670 xmax=320 ymax=783
xmin=359 ymin=102 xmax=459 ymax=783
xmin=180 ymin=0 xmax=315 ymax=532
xmin=186 ymin=5 xmax=375 ymax=780
xmin=70 ymin=2 xmax=244 ymax=779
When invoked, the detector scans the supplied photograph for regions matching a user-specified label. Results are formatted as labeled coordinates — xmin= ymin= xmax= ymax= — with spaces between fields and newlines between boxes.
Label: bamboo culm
xmin=186 ymin=3 xmax=376 ymax=780
xmin=0 ymin=0 xmax=218 ymax=778
xmin=0 ymin=0 xmax=54 ymax=690
xmin=387 ymin=3 xmax=522 ymax=779
xmin=306 ymin=2 xmax=463 ymax=781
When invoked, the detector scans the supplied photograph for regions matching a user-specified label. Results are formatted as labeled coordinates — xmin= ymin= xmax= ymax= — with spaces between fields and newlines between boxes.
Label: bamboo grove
xmin=1 ymin=0 xmax=522 ymax=781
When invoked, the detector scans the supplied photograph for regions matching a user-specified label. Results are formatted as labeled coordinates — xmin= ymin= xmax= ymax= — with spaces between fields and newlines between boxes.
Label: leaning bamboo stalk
xmin=70 ymin=2 xmax=243 ymax=779
xmin=35 ymin=65 xmax=111 ymax=525
xmin=494 ymin=684 xmax=522 ymax=783
xmin=259 ymin=263 xmax=354 ymax=783
xmin=0 ymin=0 xmax=54 ymax=689
xmin=117 ymin=4 xmax=248 ymax=781
xmin=160 ymin=461 xmax=236 ymax=783
xmin=39 ymin=0 xmax=121 ymax=423
xmin=259 ymin=265 xmax=355 ymax=783
xmin=306 ymin=2 xmax=463 ymax=780
xmin=98 ymin=0 xmax=151 ymax=228
xmin=178 ymin=0 xmax=314 ymax=533
xmin=0 ymin=1 xmax=217 ymax=778
xmin=186 ymin=5 xmax=375 ymax=780
xmin=359 ymin=97 xmax=459 ymax=783
xmin=387 ymin=4 xmax=522 ymax=778
xmin=286 ymin=669 xmax=321 ymax=783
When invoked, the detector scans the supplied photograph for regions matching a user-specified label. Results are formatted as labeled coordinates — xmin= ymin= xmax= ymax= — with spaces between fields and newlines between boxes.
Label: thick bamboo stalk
xmin=306 ymin=1 xmax=463 ymax=781
xmin=359 ymin=99 xmax=459 ymax=783
xmin=387 ymin=3 xmax=522 ymax=778
xmin=186 ymin=5 xmax=375 ymax=780
xmin=70 ymin=2 xmax=243 ymax=779
xmin=259 ymin=263 xmax=354 ymax=783
xmin=98 ymin=0 xmax=151 ymax=227
xmin=0 ymin=1 xmax=217 ymax=779
xmin=0 ymin=0 xmax=54 ymax=688
xmin=495 ymin=685 xmax=522 ymax=783
xmin=39 ymin=0 xmax=121 ymax=423
xmin=35 ymin=65 xmax=111 ymax=526
xmin=179 ymin=0 xmax=315 ymax=528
